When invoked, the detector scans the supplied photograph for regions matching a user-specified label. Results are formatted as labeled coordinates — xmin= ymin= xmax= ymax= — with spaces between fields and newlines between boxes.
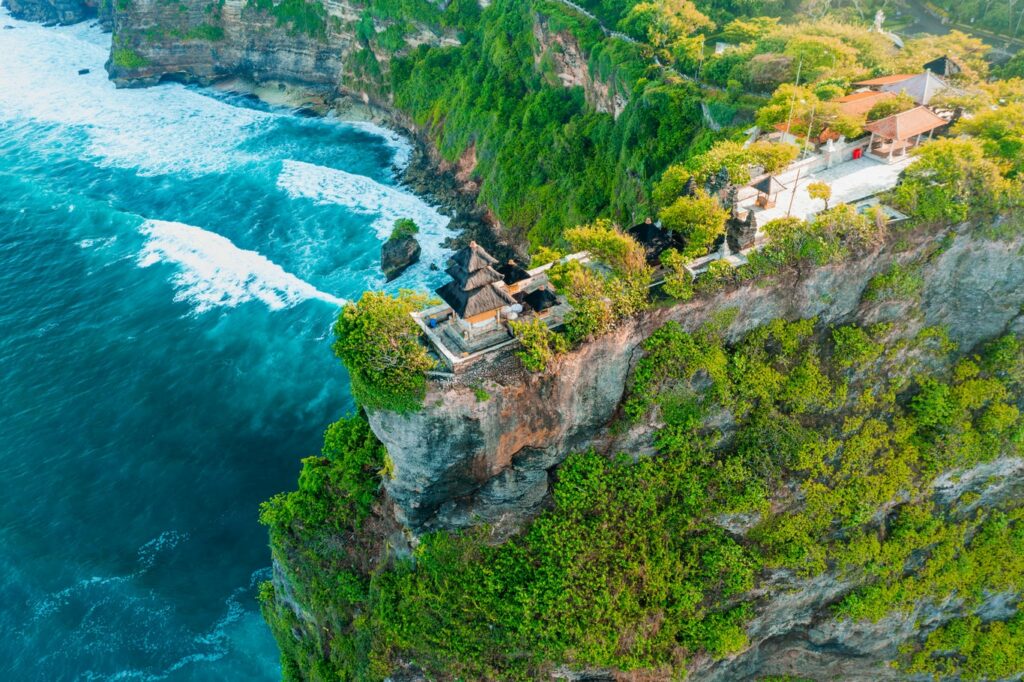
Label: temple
xmin=435 ymin=241 xmax=517 ymax=330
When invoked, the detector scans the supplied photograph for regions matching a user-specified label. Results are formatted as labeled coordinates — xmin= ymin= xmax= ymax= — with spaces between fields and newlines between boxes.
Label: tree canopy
xmin=332 ymin=290 xmax=435 ymax=412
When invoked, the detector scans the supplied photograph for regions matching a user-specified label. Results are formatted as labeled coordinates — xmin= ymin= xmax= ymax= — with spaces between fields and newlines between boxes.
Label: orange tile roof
xmin=854 ymin=74 xmax=917 ymax=87
xmin=835 ymin=90 xmax=896 ymax=117
xmin=863 ymin=106 xmax=947 ymax=141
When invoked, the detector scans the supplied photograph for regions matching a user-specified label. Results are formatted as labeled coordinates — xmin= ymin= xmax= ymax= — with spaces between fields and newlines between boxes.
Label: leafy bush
xmin=565 ymin=219 xmax=648 ymax=277
xmin=866 ymin=92 xmax=915 ymax=122
xmin=893 ymin=138 xmax=1011 ymax=223
xmin=248 ymin=0 xmax=327 ymax=39
xmin=389 ymin=217 xmax=420 ymax=241
xmin=954 ymin=102 xmax=1024 ymax=179
xmin=660 ymin=191 xmax=729 ymax=257
xmin=509 ymin=317 xmax=568 ymax=372
xmin=659 ymin=248 xmax=694 ymax=300
xmin=831 ymin=325 xmax=882 ymax=369
xmin=550 ymin=222 xmax=652 ymax=344
xmin=112 ymin=47 xmax=149 ymax=69
xmin=260 ymin=414 xmax=385 ymax=536
xmin=554 ymin=261 xmax=618 ymax=344
xmin=864 ymin=262 xmax=923 ymax=301
xmin=332 ymin=290 xmax=435 ymax=412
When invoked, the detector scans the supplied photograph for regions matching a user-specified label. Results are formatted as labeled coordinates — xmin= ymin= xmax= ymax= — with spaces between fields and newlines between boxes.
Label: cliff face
xmin=3 ymin=0 xmax=98 ymax=24
xmin=532 ymin=14 xmax=628 ymax=118
xmin=685 ymin=455 xmax=1024 ymax=681
xmin=105 ymin=0 xmax=390 ymax=87
xmin=358 ymin=221 xmax=1024 ymax=680
xmin=369 ymin=223 xmax=1024 ymax=536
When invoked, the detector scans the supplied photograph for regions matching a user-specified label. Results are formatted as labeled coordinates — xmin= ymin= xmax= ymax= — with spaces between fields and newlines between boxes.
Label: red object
xmin=852 ymin=147 xmax=863 ymax=159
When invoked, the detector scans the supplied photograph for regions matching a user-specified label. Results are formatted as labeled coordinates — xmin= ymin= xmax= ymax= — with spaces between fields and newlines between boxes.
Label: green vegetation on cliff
xmin=259 ymin=414 xmax=390 ymax=680
xmin=248 ymin=0 xmax=328 ymax=39
xmin=331 ymin=290 xmax=434 ymax=413
xmin=364 ymin=0 xmax=709 ymax=247
xmin=265 ymin=310 xmax=1024 ymax=679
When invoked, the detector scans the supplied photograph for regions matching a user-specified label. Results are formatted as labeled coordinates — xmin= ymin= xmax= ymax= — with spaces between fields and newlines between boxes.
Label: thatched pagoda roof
xmin=437 ymin=241 xmax=517 ymax=318
xmin=436 ymin=280 xmax=516 ymax=318
xmin=449 ymin=241 xmax=498 ymax=272
xmin=445 ymin=263 xmax=504 ymax=291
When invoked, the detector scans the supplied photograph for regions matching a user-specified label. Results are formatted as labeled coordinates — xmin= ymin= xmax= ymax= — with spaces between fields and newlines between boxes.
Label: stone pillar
xmin=728 ymin=208 xmax=758 ymax=252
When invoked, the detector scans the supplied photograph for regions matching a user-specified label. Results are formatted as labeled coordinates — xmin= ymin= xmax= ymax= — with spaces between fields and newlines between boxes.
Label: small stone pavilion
xmin=435 ymin=241 xmax=517 ymax=332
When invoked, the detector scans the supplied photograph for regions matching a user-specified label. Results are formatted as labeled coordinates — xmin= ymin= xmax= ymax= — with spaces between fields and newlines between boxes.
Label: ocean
xmin=0 ymin=9 xmax=452 ymax=680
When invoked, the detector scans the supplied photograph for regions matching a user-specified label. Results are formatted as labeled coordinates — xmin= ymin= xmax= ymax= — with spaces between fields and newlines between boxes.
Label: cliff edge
xmin=370 ymin=220 xmax=1024 ymax=537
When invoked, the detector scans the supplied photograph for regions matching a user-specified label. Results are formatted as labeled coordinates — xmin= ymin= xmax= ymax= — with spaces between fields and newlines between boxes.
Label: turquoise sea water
xmin=0 ymin=11 xmax=452 ymax=680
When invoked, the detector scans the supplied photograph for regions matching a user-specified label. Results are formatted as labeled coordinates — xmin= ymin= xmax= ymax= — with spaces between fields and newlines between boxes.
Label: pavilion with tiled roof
xmin=834 ymin=90 xmax=896 ymax=118
xmin=864 ymin=106 xmax=947 ymax=161
xmin=853 ymin=71 xmax=950 ymax=106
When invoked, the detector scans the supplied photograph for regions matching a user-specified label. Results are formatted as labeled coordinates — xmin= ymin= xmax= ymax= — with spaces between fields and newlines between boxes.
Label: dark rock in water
xmin=78 ymin=68 xmax=90 ymax=75
xmin=381 ymin=235 xmax=421 ymax=281
xmin=429 ymin=263 xmax=439 ymax=271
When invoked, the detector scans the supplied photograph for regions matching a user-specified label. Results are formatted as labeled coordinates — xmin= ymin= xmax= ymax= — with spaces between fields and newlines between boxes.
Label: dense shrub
xmin=660 ymin=191 xmax=729 ymax=257
xmin=389 ymin=217 xmax=419 ymax=241
xmin=332 ymin=291 xmax=434 ymax=412
xmin=509 ymin=317 xmax=569 ymax=372
xmin=892 ymin=138 xmax=1011 ymax=223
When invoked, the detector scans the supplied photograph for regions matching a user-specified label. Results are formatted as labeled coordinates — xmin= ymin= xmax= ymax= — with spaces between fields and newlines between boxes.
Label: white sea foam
xmin=138 ymin=219 xmax=346 ymax=313
xmin=78 ymin=236 xmax=118 ymax=250
xmin=0 ymin=11 xmax=267 ymax=175
xmin=0 ymin=9 xmax=412 ymax=176
xmin=341 ymin=119 xmax=414 ymax=169
xmin=276 ymin=159 xmax=455 ymax=283
xmin=30 ymin=531 xmax=189 ymax=621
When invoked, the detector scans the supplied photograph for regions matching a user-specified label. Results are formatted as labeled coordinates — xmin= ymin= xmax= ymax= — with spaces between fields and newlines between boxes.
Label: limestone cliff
xmin=358 ymin=220 xmax=1024 ymax=679
xmin=3 ymin=0 xmax=99 ymax=25
xmin=532 ymin=12 xmax=628 ymax=118
xmin=369 ymin=221 xmax=1024 ymax=537
xmin=104 ymin=0 xmax=413 ymax=88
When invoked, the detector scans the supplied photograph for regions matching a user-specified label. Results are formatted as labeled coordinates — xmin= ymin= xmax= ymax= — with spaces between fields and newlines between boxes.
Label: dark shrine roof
xmin=436 ymin=280 xmax=516 ymax=318
xmin=498 ymin=259 xmax=532 ymax=285
xmin=924 ymin=55 xmax=962 ymax=78
xmin=751 ymin=175 xmax=786 ymax=195
xmin=523 ymin=287 xmax=559 ymax=312
xmin=449 ymin=241 xmax=498 ymax=272
xmin=445 ymin=263 xmax=505 ymax=291
xmin=629 ymin=221 xmax=674 ymax=264
xmin=437 ymin=240 xmax=518 ymax=318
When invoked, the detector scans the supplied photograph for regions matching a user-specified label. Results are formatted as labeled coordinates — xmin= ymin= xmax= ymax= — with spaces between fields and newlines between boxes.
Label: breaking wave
xmin=137 ymin=219 xmax=346 ymax=313
xmin=276 ymin=159 xmax=454 ymax=277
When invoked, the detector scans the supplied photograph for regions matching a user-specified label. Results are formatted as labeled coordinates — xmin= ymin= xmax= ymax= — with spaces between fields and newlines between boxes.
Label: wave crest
xmin=137 ymin=219 xmax=346 ymax=313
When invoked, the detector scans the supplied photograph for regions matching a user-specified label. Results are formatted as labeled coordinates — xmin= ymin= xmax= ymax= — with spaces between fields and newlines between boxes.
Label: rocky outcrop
xmin=105 ymin=0 xmax=352 ymax=87
xmin=381 ymin=235 xmax=420 ymax=280
xmin=684 ymin=455 xmax=1024 ymax=682
xmin=3 ymin=0 xmax=96 ymax=24
xmin=368 ymin=223 xmax=1024 ymax=535
xmin=532 ymin=13 xmax=628 ymax=118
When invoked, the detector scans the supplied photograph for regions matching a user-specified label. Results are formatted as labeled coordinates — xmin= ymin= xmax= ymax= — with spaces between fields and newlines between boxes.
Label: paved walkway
xmin=754 ymin=155 xmax=913 ymax=223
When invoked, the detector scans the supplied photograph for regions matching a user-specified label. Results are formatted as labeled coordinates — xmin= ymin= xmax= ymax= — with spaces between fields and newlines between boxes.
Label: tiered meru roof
xmin=436 ymin=242 xmax=516 ymax=318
